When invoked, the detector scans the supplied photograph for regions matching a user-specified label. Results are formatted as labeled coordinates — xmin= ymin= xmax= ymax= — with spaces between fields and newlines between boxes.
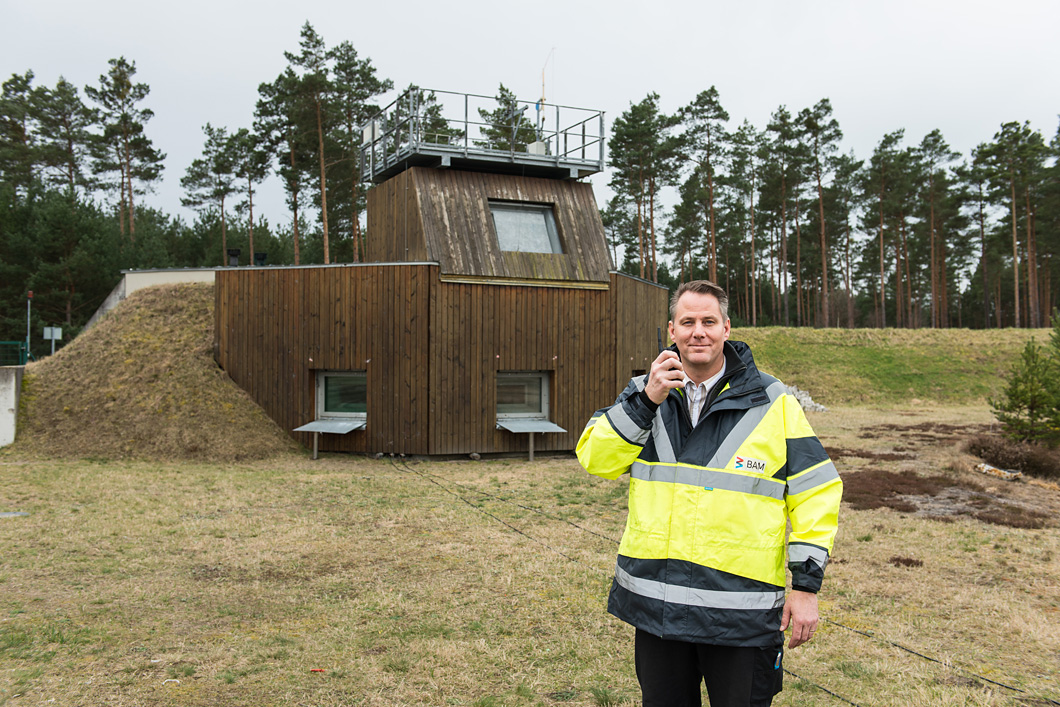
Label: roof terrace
xmin=359 ymin=87 xmax=605 ymax=184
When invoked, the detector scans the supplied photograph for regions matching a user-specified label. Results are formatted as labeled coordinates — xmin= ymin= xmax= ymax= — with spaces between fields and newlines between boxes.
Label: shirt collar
xmin=683 ymin=359 xmax=727 ymax=394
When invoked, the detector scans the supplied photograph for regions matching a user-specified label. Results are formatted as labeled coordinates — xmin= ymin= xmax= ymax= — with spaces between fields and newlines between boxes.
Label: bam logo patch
xmin=734 ymin=456 xmax=768 ymax=473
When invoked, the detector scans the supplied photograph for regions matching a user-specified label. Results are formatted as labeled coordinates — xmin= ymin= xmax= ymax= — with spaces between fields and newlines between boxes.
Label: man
xmin=576 ymin=280 xmax=842 ymax=707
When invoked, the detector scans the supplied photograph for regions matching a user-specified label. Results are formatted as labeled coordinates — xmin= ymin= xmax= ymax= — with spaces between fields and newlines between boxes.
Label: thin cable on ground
xmin=387 ymin=458 xmax=863 ymax=706
xmin=400 ymin=462 xmax=1058 ymax=705
xmin=782 ymin=668 xmax=866 ymax=707
xmin=822 ymin=618 xmax=1060 ymax=706
xmin=388 ymin=459 xmax=591 ymax=568
xmin=402 ymin=460 xmax=622 ymax=545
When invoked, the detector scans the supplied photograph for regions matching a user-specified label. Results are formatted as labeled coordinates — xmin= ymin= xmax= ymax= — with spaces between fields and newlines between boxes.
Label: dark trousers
xmin=635 ymin=629 xmax=782 ymax=707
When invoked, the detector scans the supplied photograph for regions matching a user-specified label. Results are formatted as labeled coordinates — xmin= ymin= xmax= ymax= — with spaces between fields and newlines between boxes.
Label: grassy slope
xmin=733 ymin=326 xmax=1048 ymax=405
xmin=5 ymin=283 xmax=297 ymax=462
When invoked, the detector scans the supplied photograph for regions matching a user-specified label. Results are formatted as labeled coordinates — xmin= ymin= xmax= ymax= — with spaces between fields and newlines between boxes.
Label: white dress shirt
xmin=683 ymin=360 xmax=727 ymax=427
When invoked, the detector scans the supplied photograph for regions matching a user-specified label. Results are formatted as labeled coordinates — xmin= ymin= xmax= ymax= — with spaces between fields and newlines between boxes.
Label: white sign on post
xmin=42 ymin=327 xmax=62 ymax=355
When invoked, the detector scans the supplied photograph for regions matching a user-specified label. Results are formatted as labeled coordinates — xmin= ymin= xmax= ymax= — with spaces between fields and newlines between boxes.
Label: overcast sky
xmin=5 ymin=0 xmax=1059 ymax=229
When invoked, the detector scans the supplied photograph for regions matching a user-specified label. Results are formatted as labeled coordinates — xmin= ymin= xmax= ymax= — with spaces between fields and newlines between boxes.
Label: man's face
xmin=667 ymin=291 xmax=731 ymax=378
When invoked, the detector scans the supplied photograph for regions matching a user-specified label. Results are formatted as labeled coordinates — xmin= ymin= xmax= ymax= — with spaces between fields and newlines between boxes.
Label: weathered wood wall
xmin=366 ymin=168 xmax=612 ymax=282
xmin=214 ymin=266 xmax=667 ymax=456
xmin=215 ymin=264 xmax=432 ymax=455
xmin=428 ymin=279 xmax=612 ymax=455
xmin=611 ymin=272 xmax=670 ymax=398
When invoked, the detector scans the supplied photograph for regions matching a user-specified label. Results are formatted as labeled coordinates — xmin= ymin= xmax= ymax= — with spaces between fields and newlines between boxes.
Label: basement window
xmin=489 ymin=201 xmax=563 ymax=254
xmin=497 ymin=371 xmax=550 ymax=419
xmin=316 ymin=371 xmax=367 ymax=420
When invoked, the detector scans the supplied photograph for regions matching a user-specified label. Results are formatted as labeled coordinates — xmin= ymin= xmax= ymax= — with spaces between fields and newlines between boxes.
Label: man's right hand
xmin=645 ymin=350 xmax=685 ymax=404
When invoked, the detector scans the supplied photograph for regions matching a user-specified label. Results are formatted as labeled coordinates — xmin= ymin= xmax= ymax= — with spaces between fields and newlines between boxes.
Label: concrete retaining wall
xmin=85 ymin=268 xmax=219 ymax=331
xmin=0 ymin=366 xmax=24 ymax=448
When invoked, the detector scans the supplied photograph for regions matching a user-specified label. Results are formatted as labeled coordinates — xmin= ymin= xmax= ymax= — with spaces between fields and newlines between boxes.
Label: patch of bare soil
xmin=5 ymin=283 xmax=299 ymax=462
xmin=826 ymin=411 xmax=1058 ymax=529
xmin=841 ymin=458 xmax=1053 ymax=529
xmin=859 ymin=421 xmax=993 ymax=443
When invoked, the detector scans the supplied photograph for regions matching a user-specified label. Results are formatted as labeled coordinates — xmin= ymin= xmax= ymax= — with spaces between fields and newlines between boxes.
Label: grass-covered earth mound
xmin=6 ymin=283 xmax=297 ymax=462
xmin=735 ymin=326 xmax=1045 ymax=405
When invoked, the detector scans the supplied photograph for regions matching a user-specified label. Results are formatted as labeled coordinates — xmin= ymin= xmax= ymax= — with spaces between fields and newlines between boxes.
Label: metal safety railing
xmin=359 ymin=87 xmax=605 ymax=183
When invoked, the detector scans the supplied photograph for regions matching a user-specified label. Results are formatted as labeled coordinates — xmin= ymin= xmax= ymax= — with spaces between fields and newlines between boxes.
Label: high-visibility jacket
xmin=577 ymin=340 xmax=842 ymax=647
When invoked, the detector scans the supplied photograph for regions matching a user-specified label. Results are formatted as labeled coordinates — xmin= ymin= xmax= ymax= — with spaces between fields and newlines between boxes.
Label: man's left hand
xmin=780 ymin=590 xmax=818 ymax=648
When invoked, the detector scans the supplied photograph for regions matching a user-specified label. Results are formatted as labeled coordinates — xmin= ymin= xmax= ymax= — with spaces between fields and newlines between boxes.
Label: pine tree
xmin=0 ymin=71 xmax=37 ymax=194
xmin=608 ymin=94 xmax=680 ymax=282
xmin=917 ymin=130 xmax=959 ymax=328
xmin=477 ymin=83 xmax=537 ymax=152
xmin=256 ymin=68 xmax=314 ymax=265
xmin=229 ymin=128 xmax=270 ymax=259
xmin=329 ymin=41 xmax=391 ymax=262
xmin=85 ymin=57 xmax=165 ymax=240
xmin=679 ymin=87 xmax=729 ymax=282
xmin=181 ymin=124 xmax=236 ymax=265
xmin=764 ymin=106 xmax=800 ymax=325
xmin=30 ymin=76 xmax=98 ymax=195
xmin=980 ymin=121 xmax=1048 ymax=327
xmin=860 ymin=130 xmax=904 ymax=327
xmin=957 ymin=149 xmax=995 ymax=328
xmin=284 ymin=22 xmax=334 ymax=263
xmin=990 ymin=336 xmax=1059 ymax=444
xmin=798 ymin=99 xmax=842 ymax=327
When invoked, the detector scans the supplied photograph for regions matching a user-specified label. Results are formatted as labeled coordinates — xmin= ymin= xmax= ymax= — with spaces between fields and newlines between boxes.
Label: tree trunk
xmin=1025 ymin=185 xmax=1038 ymax=327
xmin=316 ymin=96 xmax=331 ymax=264
xmin=220 ymin=193 xmax=227 ymax=266
xmin=794 ymin=195 xmax=803 ymax=326
xmin=707 ymin=164 xmax=717 ymax=283
xmin=122 ymin=123 xmax=136 ymax=240
xmin=929 ymin=177 xmax=937 ymax=327
xmin=1010 ymin=169 xmax=1020 ymax=327
xmin=289 ymin=144 xmax=301 ymax=266
xmin=247 ymin=175 xmax=255 ymax=259
xmin=637 ymin=164 xmax=645 ymax=280
xmin=649 ymin=174 xmax=658 ymax=282
xmin=878 ymin=180 xmax=886 ymax=328
xmin=894 ymin=217 xmax=903 ymax=329
xmin=979 ymin=183 xmax=988 ymax=328
xmin=816 ymin=161 xmax=829 ymax=327
xmin=751 ymin=174 xmax=758 ymax=325
xmin=781 ymin=175 xmax=789 ymax=325
xmin=901 ymin=213 xmax=912 ymax=327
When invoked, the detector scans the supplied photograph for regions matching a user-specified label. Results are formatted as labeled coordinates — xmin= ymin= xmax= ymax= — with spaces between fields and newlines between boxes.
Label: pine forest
xmin=2 ymin=22 xmax=1059 ymax=357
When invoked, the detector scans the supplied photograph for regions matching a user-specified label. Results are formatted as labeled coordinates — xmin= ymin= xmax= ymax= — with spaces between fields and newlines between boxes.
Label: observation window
xmin=489 ymin=201 xmax=563 ymax=254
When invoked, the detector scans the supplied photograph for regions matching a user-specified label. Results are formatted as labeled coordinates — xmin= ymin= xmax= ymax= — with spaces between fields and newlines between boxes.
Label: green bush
xmin=989 ymin=311 xmax=1060 ymax=445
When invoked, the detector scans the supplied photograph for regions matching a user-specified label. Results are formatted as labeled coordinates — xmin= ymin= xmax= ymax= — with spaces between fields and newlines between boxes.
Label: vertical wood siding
xmin=216 ymin=264 xmax=432 ymax=455
xmin=611 ymin=272 xmax=671 ymax=398
xmin=365 ymin=167 xmax=612 ymax=282
xmin=216 ymin=266 xmax=665 ymax=456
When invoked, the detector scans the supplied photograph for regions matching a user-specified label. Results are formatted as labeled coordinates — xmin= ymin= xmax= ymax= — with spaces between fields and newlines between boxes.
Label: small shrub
xmin=990 ymin=311 xmax=1060 ymax=445
xmin=966 ymin=434 xmax=1060 ymax=480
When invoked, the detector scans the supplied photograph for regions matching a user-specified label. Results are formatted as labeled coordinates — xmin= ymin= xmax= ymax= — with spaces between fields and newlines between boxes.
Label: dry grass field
xmin=3 ymin=287 xmax=1059 ymax=704
xmin=2 ymin=404 xmax=1059 ymax=706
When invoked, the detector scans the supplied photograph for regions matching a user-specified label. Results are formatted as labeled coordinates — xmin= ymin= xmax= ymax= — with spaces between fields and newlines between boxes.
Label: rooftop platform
xmin=359 ymin=88 xmax=605 ymax=184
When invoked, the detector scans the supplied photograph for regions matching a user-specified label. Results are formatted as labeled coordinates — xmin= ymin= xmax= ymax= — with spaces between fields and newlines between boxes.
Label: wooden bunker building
xmin=214 ymin=88 xmax=667 ymax=457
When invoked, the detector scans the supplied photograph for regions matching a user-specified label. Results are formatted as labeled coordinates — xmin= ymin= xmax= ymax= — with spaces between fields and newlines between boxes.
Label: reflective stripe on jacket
xmin=577 ymin=340 xmax=842 ymax=647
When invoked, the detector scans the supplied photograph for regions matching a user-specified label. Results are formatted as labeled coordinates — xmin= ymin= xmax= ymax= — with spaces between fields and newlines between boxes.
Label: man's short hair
xmin=669 ymin=280 xmax=730 ymax=321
